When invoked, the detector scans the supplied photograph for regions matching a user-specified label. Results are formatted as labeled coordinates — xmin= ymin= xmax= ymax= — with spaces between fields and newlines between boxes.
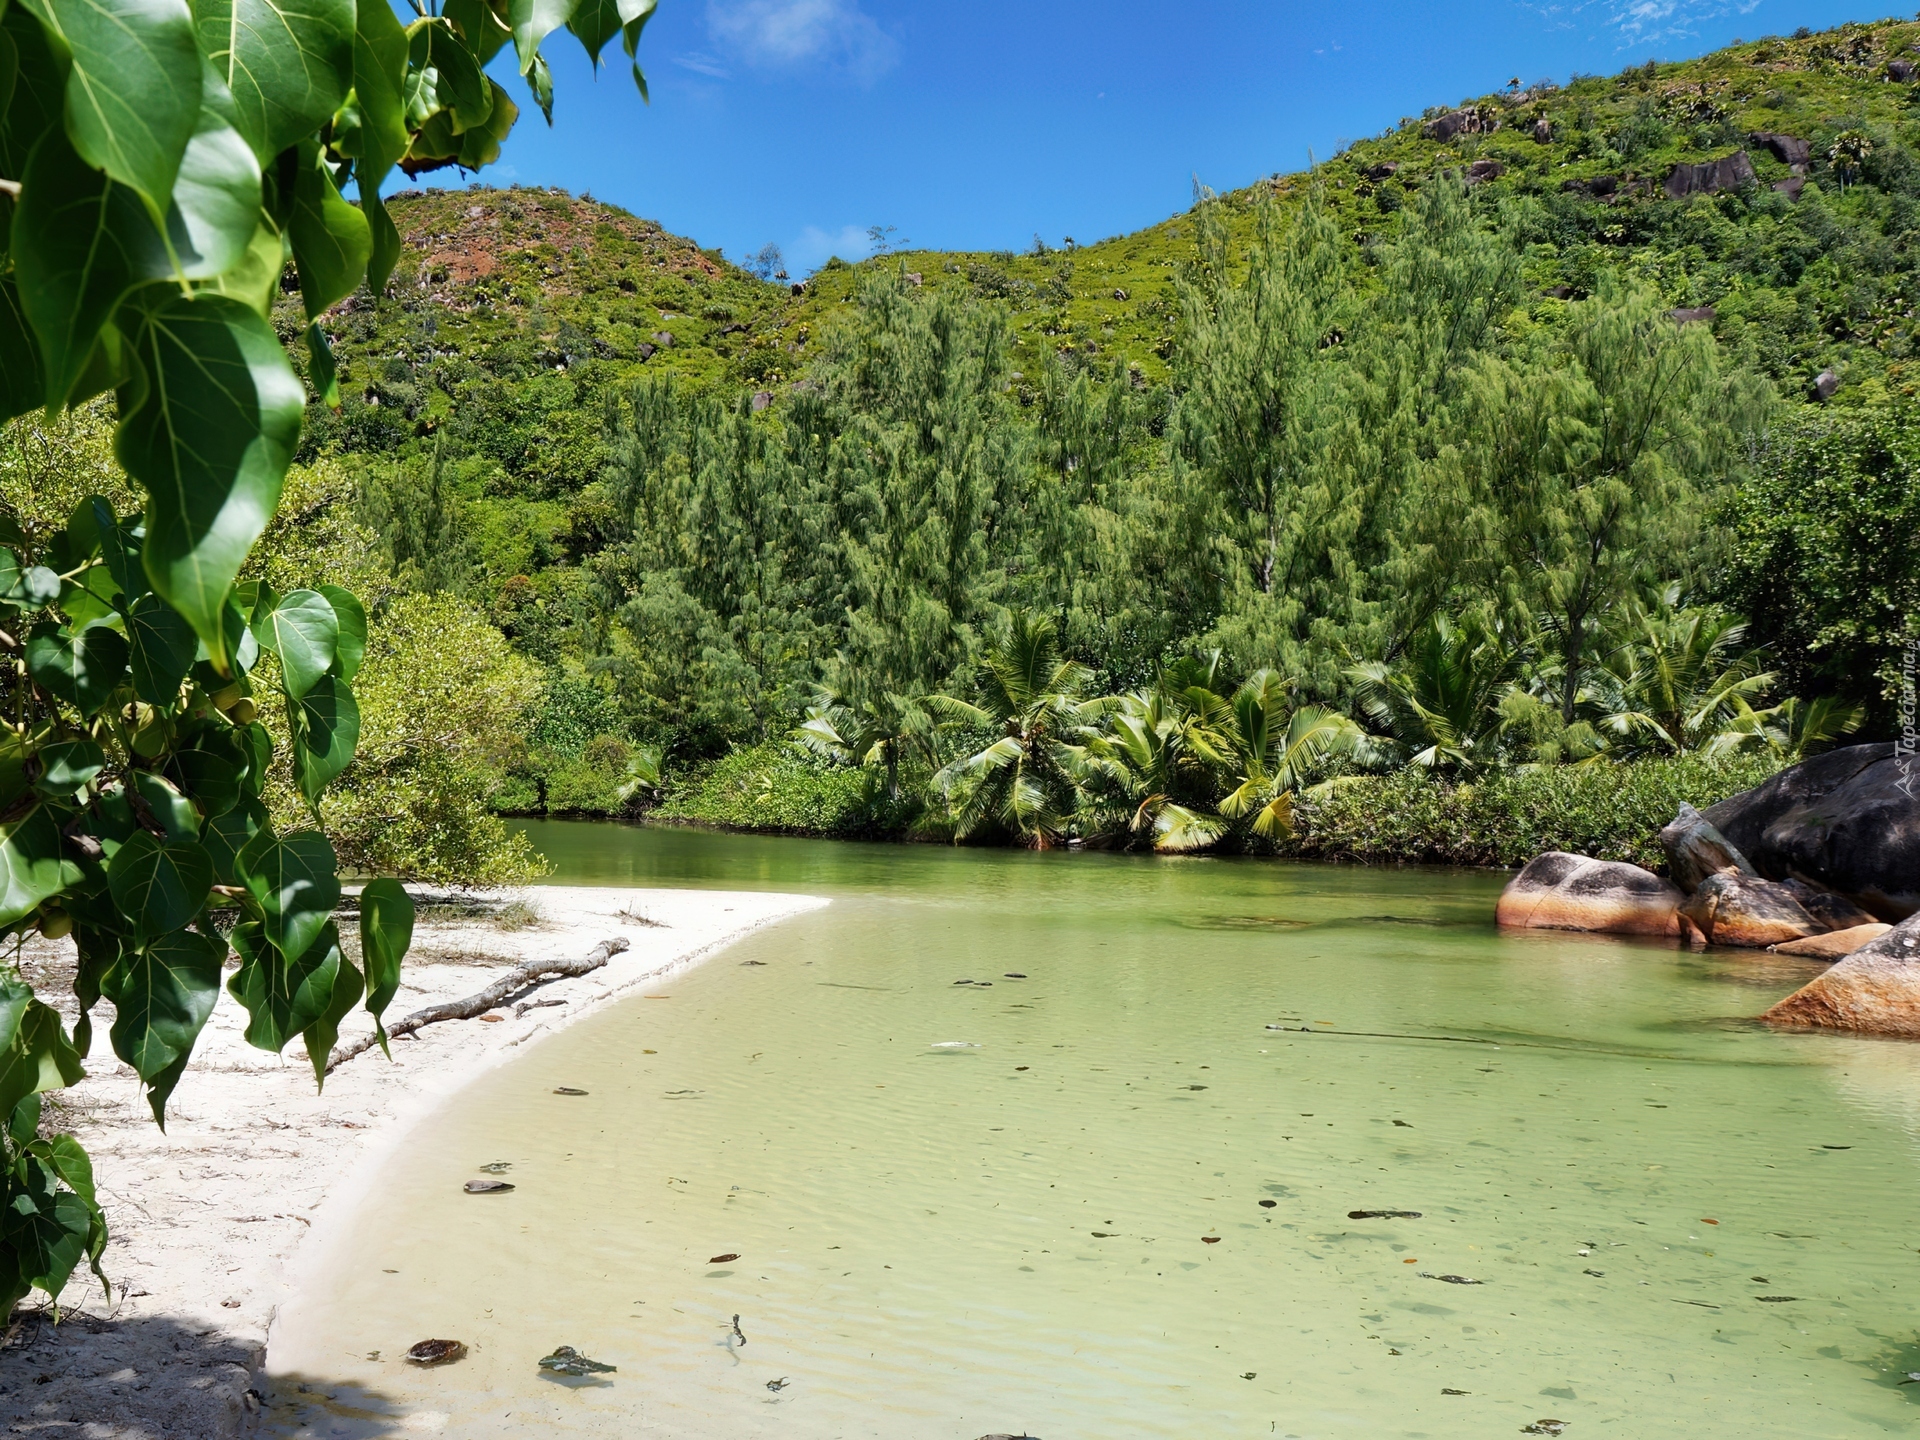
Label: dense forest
xmin=66 ymin=16 xmax=1920 ymax=866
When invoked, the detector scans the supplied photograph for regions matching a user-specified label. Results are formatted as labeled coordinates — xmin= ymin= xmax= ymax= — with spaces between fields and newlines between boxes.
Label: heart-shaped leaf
xmin=288 ymin=138 xmax=369 ymax=320
xmin=444 ymin=0 xmax=510 ymax=64
xmin=357 ymin=876 xmax=412 ymax=1054
xmin=117 ymin=290 xmax=302 ymax=673
xmin=507 ymin=0 xmax=577 ymax=77
xmin=227 ymin=917 xmax=342 ymax=1055
xmin=304 ymin=947 xmax=362 ymax=1085
xmin=102 ymin=927 xmax=224 ymax=1116
xmin=241 ymin=829 xmax=340 ymax=962
xmin=0 ymin=6 xmax=67 ymax=185
xmin=362 ymin=186 xmax=400 ymax=300
xmin=33 ymin=740 xmax=105 ymax=799
xmin=169 ymin=61 xmax=265 ymax=281
xmin=256 ymin=588 xmax=337 ymax=698
xmin=130 ymin=771 xmax=199 ymax=841
xmin=317 ymin=585 xmax=365 ymax=680
xmin=202 ymin=794 xmax=268 ymax=885
xmin=20 ymin=0 xmax=202 ymax=215
xmin=106 ymin=832 xmax=213 ymax=941
xmin=195 ymin=0 xmax=354 ymax=166
xmin=25 ymin=622 xmax=129 ymax=717
xmin=170 ymin=747 xmax=241 ymax=819
xmin=11 ymin=129 xmax=171 ymax=409
xmin=344 ymin=0 xmax=408 ymax=188
xmin=0 ymin=805 xmax=83 ymax=930
xmin=290 ymin=674 xmax=359 ymax=805
xmin=127 ymin=594 xmax=198 ymax=704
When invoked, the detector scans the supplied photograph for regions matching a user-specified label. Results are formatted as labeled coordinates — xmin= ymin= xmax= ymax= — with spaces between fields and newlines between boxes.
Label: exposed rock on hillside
xmin=1663 ymin=150 xmax=1757 ymax=198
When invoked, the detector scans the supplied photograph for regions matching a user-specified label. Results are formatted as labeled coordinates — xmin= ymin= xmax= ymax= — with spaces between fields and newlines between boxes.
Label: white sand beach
xmin=0 ymin=885 xmax=824 ymax=1439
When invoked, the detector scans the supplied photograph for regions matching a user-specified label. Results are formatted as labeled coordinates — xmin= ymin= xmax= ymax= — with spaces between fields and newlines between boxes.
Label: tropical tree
xmin=1076 ymin=656 xmax=1237 ymax=852
xmin=792 ymin=684 xmax=937 ymax=804
xmin=1349 ymin=614 xmax=1525 ymax=772
xmin=1588 ymin=597 xmax=1777 ymax=756
xmin=926 ymin=610 xmax=1106 ymax=845
xmin=1216 ymin=670 xmax=1367 ymax=838
xmin=1708 ymin=694 xmax=1865 ymax=761
xmin=0 ymin=0 xmax=648 ymax=1315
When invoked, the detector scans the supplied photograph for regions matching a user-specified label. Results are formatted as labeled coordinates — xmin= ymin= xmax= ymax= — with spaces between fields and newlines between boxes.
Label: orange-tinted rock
xmin=1496 ymin=852 xmax=1684 ymax=937
xmin=1659 ymin=802 xmax=1754 ymax=892
xmin=1679 ymin=873 xmax=1824 ymax=948
xmin=1769 ymin=923 xmax=1893 ymax=960
xmin=1763 ymin=915 xmax=1920 ymax=1036
xmin=1780 ymin=879 xmax=1880 ymax=933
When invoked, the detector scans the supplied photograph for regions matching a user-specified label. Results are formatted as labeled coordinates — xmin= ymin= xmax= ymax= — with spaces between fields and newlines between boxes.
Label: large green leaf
xmin=405 ymin=17 xmax=490 ymax=131
xmin=3 ymin=1156 xmax=93 ymax=1296
xmin=0 ymin=806 xmax=84 ymax=930
xmin=169 ymin=61 xmax=264 ymax=281
xmin=342 ymin=0 xmax=407 ymax=187
xmin=194 ymin=0 xmax=355 ymax=165
xmin=103 ymin=927 xmax=223 ymax=1121
xmin=11 ymin=129 xmax=171 ymax=409
xmin=170 ymin=746 xmax=241 ymax=818
xmin=288 ymin=138 xmax=369 ymax=320
xmin=106 ymin=832 xmax=213 ymax=941
xmin=33 ymin=739 xmax=104 ymax=799
xmin=116 ymin=290 xmax=303 ymax=672
xmin=21 ymin=0 xmax=201 ymax=216
xmin=443 ymin=0 xmax=508 ymax=64
xmin=568 ymin=0 xmax=651 ymax=68
xmin=0 ymin=276 xmax=44 ymax=424
xmin=227 ymin=917 xmax=341 ymax=1054
xmin=126 ymin=593 xmax=198 ymax=704
xmin=507 ymin=0 xmax=575 ymax=76
xmin=255 ymin=587 xmax=336 ymax=698
xmin=303 ymin=947 xmax=360 ymax=1085
xmin=131 ymin=770 xmax=201 ymax=841
xmin=361 ymin=185 xmax=399 ymax=299
xmin=317 ymin=584 xmax=364 ymax=680
xmin=202 ymin=214 xmax=288 ymax=316
xmin=0 ymin=990 xmax=83 ymax=1127
xmin=202 ymin=793 xmax=266 ymax=884
xmin=25 ymin=620 xmax=128 ymax=716
xmin=0 ymin=4 xmax=67 ymax=183
xmin=357 ymin=875 xmax=411 ymax=1054
xmin=240 ymin=828 xmax=339 ymax=961
xmin=289 ymin=673 xmax=358 ymax=804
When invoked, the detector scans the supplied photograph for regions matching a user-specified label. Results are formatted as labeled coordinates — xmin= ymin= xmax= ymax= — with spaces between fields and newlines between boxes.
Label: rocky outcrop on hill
xmin=1702 ymin=743 xmax=1919 ymax=921
xmin=1423 ymin=107 xmax=1499 ymax=141
xmin=1749 ymin=131 xmax=1812 ymax=169
xmin=1664 ymin=151 xmax=1758 ymax=198
xmin=1762 ymin=913 xmax=1920 ymax=1035
xmin=1495 ymin=852 xmax=1685 ymax=937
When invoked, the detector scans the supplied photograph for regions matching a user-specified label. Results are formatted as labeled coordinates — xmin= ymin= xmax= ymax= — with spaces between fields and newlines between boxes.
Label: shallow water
xmin=267 ymin=824 xmax=1920 ymax=1438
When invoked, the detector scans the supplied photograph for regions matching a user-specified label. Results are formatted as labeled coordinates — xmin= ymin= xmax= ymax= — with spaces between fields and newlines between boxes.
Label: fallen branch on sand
xmin=327 ymin=937 xmax=631 ymax=1071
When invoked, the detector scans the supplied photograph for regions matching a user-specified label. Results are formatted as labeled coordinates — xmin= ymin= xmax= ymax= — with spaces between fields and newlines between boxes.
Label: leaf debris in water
xmin=1350 ymin=1210 xmax=1422 ymax=1219
xmin=1259 ymin=1200 xmax=1277 ymax=1209
xmin=1418 ymin=1272 xmax=1481 ymax=1284
xmin=405 ymin=1339 xmax=466 ymax=1366
xmin=539 ymin=1345 xmax=616 ymax=1376
xmin=1004 ymin=973 xmax=1027 ymax=978
xmin=1521 ymin=1423 xmax=1567 ymax=1437
xmin=553 ymin=1087 xmax=589 ymax=1096
xmin=479 ymin=1162 xmax=512 ymax=1174
xmin=709 ymin=1253 xmax=741 ymax=1264
xmin=1755 ymin=1295 xmax=1800 ymax=1303
xmin=1442 ymin=1388 xmax=1469 ymax=1395
xmin=464 ymin=1179 xmax=514 ymax=1194
xmin=1091 ymin=1231 xmax=1117 ymax=1238
xmin=1201 ymin=1236 xmax=1221 ymax=1244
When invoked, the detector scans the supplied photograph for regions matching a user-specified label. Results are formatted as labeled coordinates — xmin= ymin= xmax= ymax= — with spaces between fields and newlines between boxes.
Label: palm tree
xmin=927 ymin=611 xmax=1109 ymax=845
xmin=1348 ymin=614 xmax=1523 ymax=772
xmin=1706 ymin=693 xmax=1865 ymax=761
xmin=792 ymin=686 xmax=937 ymax=802
xmin=1077 ymin=669 xmax=1237 ymax=852
xmin=1216 ymin=669 xmax=1368 ymax=837
xmin=1590 ymin=599 xmax=1776 ymax=756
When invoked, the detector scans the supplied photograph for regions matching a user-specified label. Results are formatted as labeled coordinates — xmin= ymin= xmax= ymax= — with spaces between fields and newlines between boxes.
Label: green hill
xmin=286 ymin=15 xmax=1920 ymax=819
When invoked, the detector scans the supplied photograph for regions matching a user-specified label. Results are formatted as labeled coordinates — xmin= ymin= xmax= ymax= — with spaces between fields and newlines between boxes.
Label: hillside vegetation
xmin=282 ymin=16 xmax=1920 ymax=849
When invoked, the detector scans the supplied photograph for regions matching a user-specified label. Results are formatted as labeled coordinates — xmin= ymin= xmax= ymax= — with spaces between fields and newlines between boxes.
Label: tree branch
xmin=326 ymin=936 xmax=631 ymax=1072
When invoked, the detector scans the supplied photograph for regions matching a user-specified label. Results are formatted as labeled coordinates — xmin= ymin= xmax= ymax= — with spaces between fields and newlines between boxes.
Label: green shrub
xmin=654 ymin=742 xmax=913 ymax=837
xmin=1283 ymin=752 xmax=1785 ymax=871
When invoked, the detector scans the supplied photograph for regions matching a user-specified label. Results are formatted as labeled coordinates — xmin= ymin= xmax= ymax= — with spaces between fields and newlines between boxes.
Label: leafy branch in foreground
xmin=0 ymin=0 xmax=654 ymax=1316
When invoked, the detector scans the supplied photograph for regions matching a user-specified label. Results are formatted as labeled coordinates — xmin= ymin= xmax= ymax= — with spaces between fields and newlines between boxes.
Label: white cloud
xmin=1608 ymin=0 xmax=1762 ymax=45
xmin=789 ymin=224 xmax=873 ymax=273
xmin=707 ymin=0 xmax=899 ymax=81
xmin=674 ymin=51 xmax=732 ymax=78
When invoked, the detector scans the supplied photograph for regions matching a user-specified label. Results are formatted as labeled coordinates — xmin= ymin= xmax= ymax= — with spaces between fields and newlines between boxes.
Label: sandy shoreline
xmin=0 ymin=885 xmax=824 ymax=1439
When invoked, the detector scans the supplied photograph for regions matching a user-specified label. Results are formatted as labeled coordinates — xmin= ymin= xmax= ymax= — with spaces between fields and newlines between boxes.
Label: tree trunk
xmin=326 ymin=936 xmax=631 ymax=1072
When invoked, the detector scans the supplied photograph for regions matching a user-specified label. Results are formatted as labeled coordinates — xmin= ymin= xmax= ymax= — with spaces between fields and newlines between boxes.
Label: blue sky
xmin=467 ymin=1 xmax=1888 ymax=272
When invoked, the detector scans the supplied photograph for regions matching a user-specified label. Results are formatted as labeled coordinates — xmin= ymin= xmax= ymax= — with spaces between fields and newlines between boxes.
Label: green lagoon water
xmin=266 ymin=822 xmax=1920 ymax=1438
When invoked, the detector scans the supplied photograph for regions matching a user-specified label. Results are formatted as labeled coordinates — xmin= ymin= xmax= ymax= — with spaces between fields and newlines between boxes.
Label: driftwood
xmin=327 ymin=936 xmax=630 ymax=1071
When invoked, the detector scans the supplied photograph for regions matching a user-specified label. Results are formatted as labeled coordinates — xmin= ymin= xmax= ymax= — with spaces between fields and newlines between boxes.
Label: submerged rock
xmin=1496 ymin=853 xmax=1685 ymax=937
xmin=1703 ymin=743 xmax=1920 ymax=921
xmin=1680 ymin=873 xmax=1824 ymax=948
xmin=1763 ymin=912 xmax=1920 ymax=1036
xmin=1770 ymin=923 xmax=1892 ymax=960
xmin=539 ymin=1345 xmax=617 ymax=1376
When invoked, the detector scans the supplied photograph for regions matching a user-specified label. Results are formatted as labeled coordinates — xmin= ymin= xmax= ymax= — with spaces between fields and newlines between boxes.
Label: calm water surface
xmin=267 ymin=822 xmax=1920 ymax=1438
